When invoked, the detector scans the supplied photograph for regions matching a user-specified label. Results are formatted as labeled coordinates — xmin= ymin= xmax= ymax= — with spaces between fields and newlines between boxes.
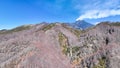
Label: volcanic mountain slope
xmin=0 ymin=23 xmax=81 ymax=68
xmin=0 ymin=22 xmax=120 ymax=68
xmin=74 ymin=22 xmax=120 ymax=68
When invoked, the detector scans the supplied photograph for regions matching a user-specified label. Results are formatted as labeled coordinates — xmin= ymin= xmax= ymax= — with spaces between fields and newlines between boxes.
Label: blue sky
xmin=0 ymin=0 xmax=120 ymax=29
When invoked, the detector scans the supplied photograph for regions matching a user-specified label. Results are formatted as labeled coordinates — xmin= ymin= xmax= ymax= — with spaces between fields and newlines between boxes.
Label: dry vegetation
xmin=42 ymin=23 xmax=56 ymax=31
xmin=0 ymin=25 xmax=32 ymax=34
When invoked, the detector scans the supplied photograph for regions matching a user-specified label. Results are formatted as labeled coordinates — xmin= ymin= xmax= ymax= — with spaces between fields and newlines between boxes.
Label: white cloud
xmin=76 ymin=9 xmax=120 ymax=20
xmin=76 ymin=0 xmax=120 ymax=20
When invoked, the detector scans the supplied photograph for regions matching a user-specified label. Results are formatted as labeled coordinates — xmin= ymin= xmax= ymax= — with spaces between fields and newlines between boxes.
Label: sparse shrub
xmin=42 ymin=23 xmax=56 ymax=31
xmin=0 ymin=25 xmax=31 ymax=34
xmin=72 ymin=29 xmax=81 ymax=37
xmin=110 ymin=22 xmax=120 ymax=26
xmin=58 ymin=32 xmax=69 ymax=55
xmin=61 ymin=24 xmax=81 ymax=37
xmin=93 ymin=57 xmax=106 ymax=68
xmin=58 ymin=32 xmax=80 ymax=58
xmin=62 ymin=45 xmax=70 ymax=55
xmin=72 ymin=46 xmax=80 ymax=53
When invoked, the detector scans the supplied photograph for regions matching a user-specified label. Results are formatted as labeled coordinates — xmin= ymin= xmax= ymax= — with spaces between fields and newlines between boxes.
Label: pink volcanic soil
xmin=18 ymin=32 xmax=72 ymax=68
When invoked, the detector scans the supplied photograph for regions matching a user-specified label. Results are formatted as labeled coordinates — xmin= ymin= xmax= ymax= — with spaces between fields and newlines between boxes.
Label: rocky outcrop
xmin=73 ymin=22 xmax=120 ymax=68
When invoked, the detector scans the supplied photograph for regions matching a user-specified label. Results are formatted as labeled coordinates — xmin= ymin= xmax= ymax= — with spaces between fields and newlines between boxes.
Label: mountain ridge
xmin=0 ymin=22 xmax=120 ymax=68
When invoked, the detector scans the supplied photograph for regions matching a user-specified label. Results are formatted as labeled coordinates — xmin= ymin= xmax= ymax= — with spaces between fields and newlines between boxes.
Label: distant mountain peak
xmin=76 ymin=20 xmax=85 ymax=22
xmin=75 ymin=20 xmax=91 ymax=24
xmin=68 ymin=20 xmax=94 ymax=30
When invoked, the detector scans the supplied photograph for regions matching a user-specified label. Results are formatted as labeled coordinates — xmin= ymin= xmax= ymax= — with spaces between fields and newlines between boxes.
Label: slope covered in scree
xmin=0 ymin=23 xmax=81 ymax=68
xmin=0 ymin=22 xmax=120 ymax=68
xmin=72 ymin=22 xmax=120 ymax=68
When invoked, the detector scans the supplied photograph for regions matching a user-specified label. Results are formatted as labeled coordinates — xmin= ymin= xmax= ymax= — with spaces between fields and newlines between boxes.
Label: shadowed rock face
xmin=0 ymin=22 xmax=120 ymax=68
